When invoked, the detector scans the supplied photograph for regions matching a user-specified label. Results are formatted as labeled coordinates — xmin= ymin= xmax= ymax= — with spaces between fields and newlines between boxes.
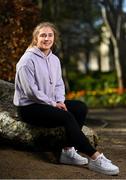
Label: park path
xmin=0 ymin=107 xmax=126 ymax=179
xmin=87 ymin=107 xmax=126 ymax=150
xmin=87 ymin=107 xmax=126 ymax=179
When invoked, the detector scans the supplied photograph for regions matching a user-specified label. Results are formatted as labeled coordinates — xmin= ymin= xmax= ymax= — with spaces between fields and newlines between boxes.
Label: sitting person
xmin=13 ymin=22 xmax=119 ymax=175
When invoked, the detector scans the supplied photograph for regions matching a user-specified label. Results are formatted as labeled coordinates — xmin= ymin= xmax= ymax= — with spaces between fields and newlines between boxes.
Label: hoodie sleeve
xmin=17 ymin=65 xmax=56 ymax=106
xmin=55 ymin=61 xmax=65 ymax=103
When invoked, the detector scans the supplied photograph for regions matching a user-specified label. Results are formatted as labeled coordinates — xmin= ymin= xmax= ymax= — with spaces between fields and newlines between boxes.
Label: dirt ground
xmin=0 ymin=108 xmax=126 ymax=179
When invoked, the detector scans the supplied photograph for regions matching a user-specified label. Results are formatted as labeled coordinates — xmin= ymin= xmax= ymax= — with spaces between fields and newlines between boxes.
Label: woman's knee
xmin=73 ymin=100 xmax=88 ymax=115
xmin=80 ymin=101 xmax=88 ymax=114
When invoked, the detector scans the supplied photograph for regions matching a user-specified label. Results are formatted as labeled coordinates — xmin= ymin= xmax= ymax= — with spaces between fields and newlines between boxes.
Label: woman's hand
xmin=56 ymin=102 xmax=67 ymax=111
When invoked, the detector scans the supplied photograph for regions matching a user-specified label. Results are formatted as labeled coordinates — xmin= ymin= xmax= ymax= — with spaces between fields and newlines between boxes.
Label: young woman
xmin=13 ymin=22 xmax=119 ymax=175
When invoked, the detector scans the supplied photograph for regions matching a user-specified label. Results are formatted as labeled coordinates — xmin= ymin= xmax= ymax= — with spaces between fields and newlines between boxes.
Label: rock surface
xmin=0 ymin=79 xmax=98 ymax=148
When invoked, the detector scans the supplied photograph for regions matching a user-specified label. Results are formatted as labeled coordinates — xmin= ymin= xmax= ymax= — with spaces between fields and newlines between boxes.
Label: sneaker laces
xmin=71 ymin=149 xmax=84 ymax=160
xmin=98 ymin=154 xmax=112 ymax=167
xmin=100 ymin=153 xmax=111 ymax=163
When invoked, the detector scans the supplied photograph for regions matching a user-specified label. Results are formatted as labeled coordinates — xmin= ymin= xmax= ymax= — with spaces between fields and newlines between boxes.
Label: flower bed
xmin=66 ymin=88 xmax=126 ymax=108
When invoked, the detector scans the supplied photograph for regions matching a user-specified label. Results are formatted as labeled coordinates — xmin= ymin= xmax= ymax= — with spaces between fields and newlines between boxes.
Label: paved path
xmin=87 ymin=108 xmax=126 ymax=179
xmin=87 ymin=108 xmax=126 ymax=155
xmin=0 ymin=108 xmax=126 ymax=179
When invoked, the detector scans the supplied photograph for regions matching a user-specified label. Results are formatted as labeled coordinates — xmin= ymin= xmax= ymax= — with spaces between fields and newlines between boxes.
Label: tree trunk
xmin=118 ymin=40 xmax=126 ymax=88
xmin=101 ymin=6 xmax=123 ymax=89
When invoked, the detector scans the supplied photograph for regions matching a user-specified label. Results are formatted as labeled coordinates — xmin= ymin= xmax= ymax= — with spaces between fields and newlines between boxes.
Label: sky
xmin=123 ymin=0 xmax=126 ymax=12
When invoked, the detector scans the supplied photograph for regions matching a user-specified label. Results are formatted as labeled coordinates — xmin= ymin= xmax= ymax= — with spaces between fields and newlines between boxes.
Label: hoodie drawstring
xmin=46 ymin=58 xmax=53 ymax=84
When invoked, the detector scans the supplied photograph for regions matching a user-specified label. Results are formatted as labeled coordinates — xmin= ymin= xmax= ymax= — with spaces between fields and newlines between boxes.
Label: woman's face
xmin=36 ymin=26 xmax=54 ymax=54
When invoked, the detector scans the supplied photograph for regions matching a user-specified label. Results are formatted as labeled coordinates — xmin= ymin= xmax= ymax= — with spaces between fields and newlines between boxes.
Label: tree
xmin=38 ymin=0 xmax=101 ymax=91
xmin=0 ymin=0 xmax=41 ymax=82
xmin=99 ymin=0 xmax=126 ymax=89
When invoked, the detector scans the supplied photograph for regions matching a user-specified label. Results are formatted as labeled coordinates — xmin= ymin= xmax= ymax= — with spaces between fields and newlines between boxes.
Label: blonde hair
xmin=29 ymin=22 xmax=60 ymax=49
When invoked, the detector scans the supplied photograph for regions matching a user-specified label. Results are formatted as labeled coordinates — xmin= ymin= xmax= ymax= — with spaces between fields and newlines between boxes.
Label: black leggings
xmin=17 ymin=100 xmax=96 ymax=156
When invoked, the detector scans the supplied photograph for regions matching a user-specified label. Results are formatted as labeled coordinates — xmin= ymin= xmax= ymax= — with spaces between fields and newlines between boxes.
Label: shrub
xmin=0 ymin=0 xmax=41 ymax=82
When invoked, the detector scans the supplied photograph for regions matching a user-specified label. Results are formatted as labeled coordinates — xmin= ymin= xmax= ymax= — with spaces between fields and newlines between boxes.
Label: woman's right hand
xmin=56 ymin=102 xmax=67 ymax=111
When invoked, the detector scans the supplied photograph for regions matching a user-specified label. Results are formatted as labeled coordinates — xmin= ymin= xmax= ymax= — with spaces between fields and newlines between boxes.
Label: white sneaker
xmin=59 ymin=147 xmax=88 ymax=165
xmin=88 ymin=153 xmax=119 ymax=175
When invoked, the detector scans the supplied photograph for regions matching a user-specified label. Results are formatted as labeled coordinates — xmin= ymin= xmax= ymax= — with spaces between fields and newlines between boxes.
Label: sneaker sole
xmin=88 ymin=165 xmax=119 ymax=175
xmin=60 ymin=158 xmax=88 ymax=165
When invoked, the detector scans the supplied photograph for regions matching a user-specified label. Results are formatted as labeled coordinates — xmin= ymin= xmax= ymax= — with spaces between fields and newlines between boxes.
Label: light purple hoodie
xmin=13 ymin=47 xmax=65 ymax=107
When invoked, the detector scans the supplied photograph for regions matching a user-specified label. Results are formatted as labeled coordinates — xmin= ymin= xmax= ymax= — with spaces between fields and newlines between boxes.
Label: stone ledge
xmin=0 ymin=79 xmax=99 ymax=148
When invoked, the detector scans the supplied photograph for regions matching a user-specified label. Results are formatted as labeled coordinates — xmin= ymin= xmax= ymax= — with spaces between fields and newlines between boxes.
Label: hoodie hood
xmin=25 ymin=46 xmax=52 ymax=59
xmin=25 ymin=47 xmax=53 ymax=84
